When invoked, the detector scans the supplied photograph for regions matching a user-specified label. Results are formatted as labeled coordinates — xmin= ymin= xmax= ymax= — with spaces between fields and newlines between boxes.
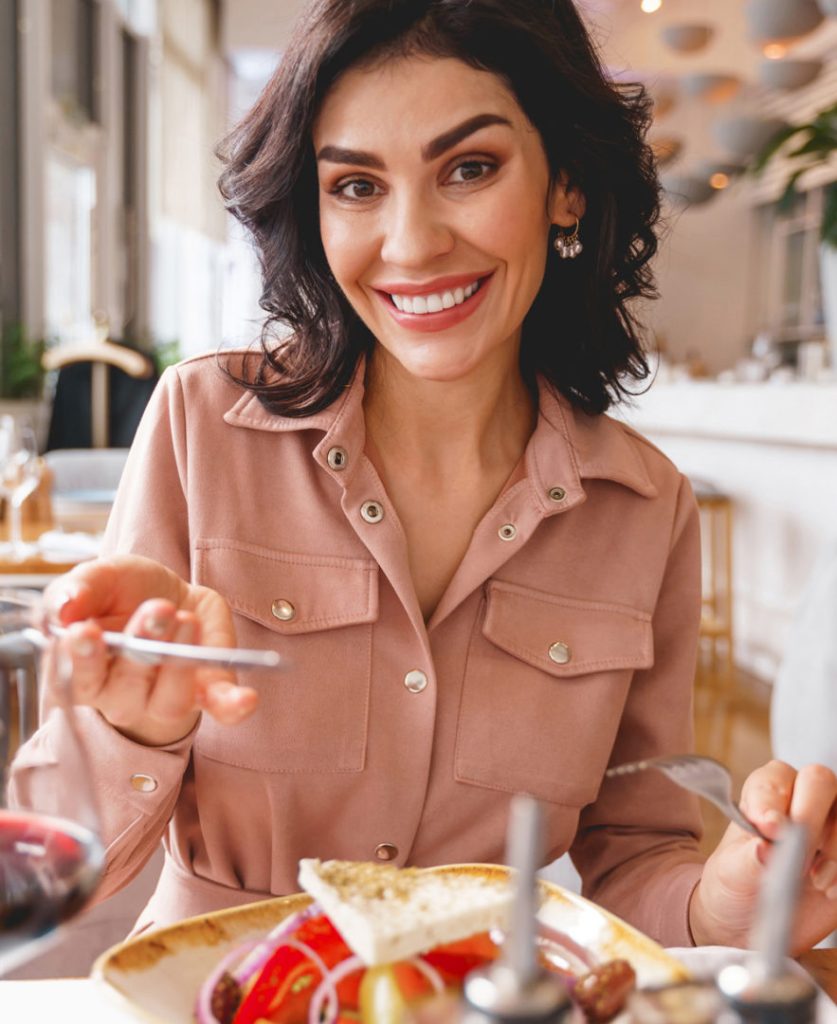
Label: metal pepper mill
xmin=461 ymin=795 xmax=575 ymax=1024
xmin=717 ymin=822 xmax=818 ymax=1024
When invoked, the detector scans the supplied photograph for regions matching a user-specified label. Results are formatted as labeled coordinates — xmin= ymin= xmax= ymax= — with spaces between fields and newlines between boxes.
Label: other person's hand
xmin=41 ymin=554 xmax=259 ymax=746
xmin=689 ymin=759 xmax=837 ymax=954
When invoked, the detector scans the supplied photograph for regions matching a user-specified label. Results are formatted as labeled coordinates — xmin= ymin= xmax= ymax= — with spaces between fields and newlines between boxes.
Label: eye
xmin=447 ymin=159 xmax=497 ymax=185
xmin=330 ymin=178 xmax=383 ymax=201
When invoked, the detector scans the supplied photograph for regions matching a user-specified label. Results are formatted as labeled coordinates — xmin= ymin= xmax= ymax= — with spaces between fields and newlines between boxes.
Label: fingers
xmin=740 ymin=759 xmax=797 ymax=840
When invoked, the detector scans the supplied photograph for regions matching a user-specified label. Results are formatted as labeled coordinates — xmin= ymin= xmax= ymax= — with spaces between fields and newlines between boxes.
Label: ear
xmin=548 ymin=174 xmax=586 ymax=227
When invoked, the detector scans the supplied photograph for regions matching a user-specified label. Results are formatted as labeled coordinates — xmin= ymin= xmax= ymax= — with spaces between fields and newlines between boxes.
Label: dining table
xmin=0 ymin=948 xmax=833 ymax=1019
xmin=0 ymin=518 xmax=100 ymax=583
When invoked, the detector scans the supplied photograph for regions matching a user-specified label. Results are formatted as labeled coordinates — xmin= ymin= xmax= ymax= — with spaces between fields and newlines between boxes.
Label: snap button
xmin=375 ymin=843 xmax=398 ymax=861
xmin=404 ymin=670 xmax=428 ymax=693
xmin=271 ymin=599 xmax=296 ymax=622
xmin=327 ymin=446 xmax=348 ymax=470
xmin=548 ymin=486 xmax=566 ymax=502
xmin=361 ymin=500 xmax=384 ymax=524
xmin=130 ymin=773 xmax=158 ymax=793
xmin=548 ymin=641 xmax=571 ymax=665
xmin=498 ymin=523 xmax=517 ymax=541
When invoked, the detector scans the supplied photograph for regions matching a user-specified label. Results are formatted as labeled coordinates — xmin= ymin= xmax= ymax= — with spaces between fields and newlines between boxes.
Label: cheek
xmin=319 ymin=212 xmax=371 ymax=289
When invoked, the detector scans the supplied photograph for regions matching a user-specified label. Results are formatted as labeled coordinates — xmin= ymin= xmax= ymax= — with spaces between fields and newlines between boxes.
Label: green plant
xmin=0 ymin=323 xmax=46 ymax=399
xmin=153 ymin=338 xmax=183 ymax=372
xmin=752 ymin=101 xmax=837 ymax=249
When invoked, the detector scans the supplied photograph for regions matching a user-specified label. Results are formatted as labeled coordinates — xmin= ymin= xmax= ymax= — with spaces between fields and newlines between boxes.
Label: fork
xmin=605 ymin=754 xmax=771 ymax=842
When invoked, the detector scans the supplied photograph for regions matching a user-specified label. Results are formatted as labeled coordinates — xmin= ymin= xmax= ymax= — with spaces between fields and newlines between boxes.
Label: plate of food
xmin=93 ymin=860 xmax=689 ymax=1024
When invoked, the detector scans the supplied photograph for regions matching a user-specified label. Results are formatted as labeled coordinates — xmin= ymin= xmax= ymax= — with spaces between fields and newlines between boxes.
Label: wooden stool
xmin=691 ymin=480 xmax=734 ymax=687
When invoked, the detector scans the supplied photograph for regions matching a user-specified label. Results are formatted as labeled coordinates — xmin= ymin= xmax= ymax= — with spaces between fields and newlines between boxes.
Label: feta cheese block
xmin=297 ymin=859 xmax=514 ymax=967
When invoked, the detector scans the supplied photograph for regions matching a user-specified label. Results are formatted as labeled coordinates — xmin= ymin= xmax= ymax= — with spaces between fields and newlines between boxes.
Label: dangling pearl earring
xmin=553 ymin=218 xmax=583 ymax=260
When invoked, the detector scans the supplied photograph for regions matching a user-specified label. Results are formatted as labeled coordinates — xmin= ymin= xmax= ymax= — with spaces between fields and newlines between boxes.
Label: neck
xmin=363 ymin=347 xmax=536 ymax=480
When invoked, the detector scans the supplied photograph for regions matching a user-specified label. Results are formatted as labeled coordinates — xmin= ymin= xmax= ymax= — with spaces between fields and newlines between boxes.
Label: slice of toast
xmin=298 ymin=859 xmax=513 ymax=966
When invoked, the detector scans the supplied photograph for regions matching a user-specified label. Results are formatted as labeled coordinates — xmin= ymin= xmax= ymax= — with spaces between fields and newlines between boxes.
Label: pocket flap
xmin=194 ymin=539 xmax=378 ymax=635
xmin=483 ymin=580 xmax=653 ymax=676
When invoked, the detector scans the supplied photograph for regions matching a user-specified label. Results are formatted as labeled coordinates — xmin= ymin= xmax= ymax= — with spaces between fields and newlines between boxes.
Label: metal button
xmin=404 ymin=670 xmax=428 ymax=693
xmin=375 ymin=843 xmax=398 ymax=861
xmin=327 ymin=446 xmax=348 ymax=470
xmin=361 ymin=500 xmax=384 ymax=524
xmin=130 ymin=773 xmax=158 ymax=793
xmin=271 ymin=599 xmax=296 ymax=622
xmin=548 ymin=486 xmax=566 ymax=502
xmin=498 ymin=523 xmax=517 ymax=541
xmin=548 ymin=641 xmax=571 ymax=665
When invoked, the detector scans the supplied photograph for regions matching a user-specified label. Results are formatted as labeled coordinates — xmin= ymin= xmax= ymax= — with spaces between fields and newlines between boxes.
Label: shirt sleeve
xmin=569 ymin=474 xmax=705 ymax=948
xmin=8 ymin=367 xmax=196 ymax=903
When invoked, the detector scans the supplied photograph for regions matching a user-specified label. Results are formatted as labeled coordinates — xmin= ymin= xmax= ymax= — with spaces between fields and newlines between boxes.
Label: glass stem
xmin=9 ymin=498 xmax=24 ymax=552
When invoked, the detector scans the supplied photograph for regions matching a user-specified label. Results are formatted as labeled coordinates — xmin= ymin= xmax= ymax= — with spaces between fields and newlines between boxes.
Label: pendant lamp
xmin=712 ymin=115 xmax=788 ymax=160
xmin=680 ymin=73 xmax=742 ymax=103
xmin=758 ymin=58 xmax=822 ymax=90
xmin=660 ymin=172 xmax=716 ymax=206
xmin=661 ymin=24 xmax=714 ymax=53
xmin=745 ymin=0 xmax=824 ymax=45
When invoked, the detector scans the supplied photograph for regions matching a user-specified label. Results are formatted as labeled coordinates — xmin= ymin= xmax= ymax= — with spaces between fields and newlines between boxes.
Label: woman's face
xmin=313 ymin=55 xmax=581 ymax=384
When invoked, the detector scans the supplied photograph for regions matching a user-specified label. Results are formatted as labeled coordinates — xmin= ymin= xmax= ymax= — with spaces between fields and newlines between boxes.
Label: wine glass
xmin=0 ymin=589 xmax=105 ymax=974
xmin=0 ymin=420 xmax=44 ymax=561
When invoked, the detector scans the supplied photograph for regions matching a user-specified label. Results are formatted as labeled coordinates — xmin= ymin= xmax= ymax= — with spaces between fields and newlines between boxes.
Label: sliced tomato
xmin=232 ymin=915 xmax=361 ymax=1024
xmin=421 ymin=931 xmax=501 ymax=985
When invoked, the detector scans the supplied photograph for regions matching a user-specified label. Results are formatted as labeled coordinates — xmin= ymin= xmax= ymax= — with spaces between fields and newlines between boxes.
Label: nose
xmin=379 ymin=191 xmax=454 ymax=268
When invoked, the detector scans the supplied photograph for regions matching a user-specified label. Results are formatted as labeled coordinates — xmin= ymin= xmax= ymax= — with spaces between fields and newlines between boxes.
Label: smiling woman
xmin=8 ymin=0 xmax=837 ymax=962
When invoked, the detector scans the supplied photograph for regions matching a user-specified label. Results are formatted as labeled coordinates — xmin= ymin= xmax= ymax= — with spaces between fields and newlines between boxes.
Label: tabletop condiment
xmin=460 ymin=795 xmax=575 ymax=1024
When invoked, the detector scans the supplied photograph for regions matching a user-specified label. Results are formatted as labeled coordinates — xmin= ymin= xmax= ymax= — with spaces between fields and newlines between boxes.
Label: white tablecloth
xmin=0 ymin=978 xmax=140 ymax=1022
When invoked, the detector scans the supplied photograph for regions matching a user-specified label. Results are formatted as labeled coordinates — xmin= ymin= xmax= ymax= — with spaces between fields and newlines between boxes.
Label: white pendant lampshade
xmin=712 ymin=115 xmax=788 ymax=159
xmin=650 ymin=135 xmax=684 ymax=167
xmin=745 ymin=0 xmax=824 ymax=45
xmin=815 ymin=0 xmax=837 ymax=15
xmin=680 ymin=73 xmax=742 ymax=103
xmin=758 ymin=58 xmax=822 ymax=90
xmin=661 ymin=24 xmax=714 ymax=53
xmin=660 ymin=172 xmax=716 ymax=206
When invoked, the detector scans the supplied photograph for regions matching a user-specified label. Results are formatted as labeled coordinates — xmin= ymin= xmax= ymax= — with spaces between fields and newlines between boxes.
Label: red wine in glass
xmin=0 ymin=810 xmax=104 ymax=972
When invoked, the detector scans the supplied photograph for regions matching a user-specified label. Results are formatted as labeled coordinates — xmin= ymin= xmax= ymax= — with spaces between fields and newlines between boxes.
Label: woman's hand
xmin=689 ymin=759 xmax=837 ymax=954
xmin=41 ymin=554 xmax=259 ymax=747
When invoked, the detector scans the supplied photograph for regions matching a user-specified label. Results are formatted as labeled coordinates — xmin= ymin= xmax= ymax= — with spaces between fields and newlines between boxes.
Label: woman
xmin=15 ymin=0 xmax=837 ymax=952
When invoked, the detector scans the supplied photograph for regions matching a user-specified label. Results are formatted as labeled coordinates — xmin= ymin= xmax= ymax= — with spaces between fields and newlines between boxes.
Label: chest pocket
xmin=193 ymin=539 xmax=378 ymax=773
xmin=455 ymin=579 xmax=653 ymax=806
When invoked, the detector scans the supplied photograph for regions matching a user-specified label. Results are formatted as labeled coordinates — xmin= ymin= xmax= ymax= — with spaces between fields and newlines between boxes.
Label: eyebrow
xmin=316 ymin=113 xmax=513 ymax=169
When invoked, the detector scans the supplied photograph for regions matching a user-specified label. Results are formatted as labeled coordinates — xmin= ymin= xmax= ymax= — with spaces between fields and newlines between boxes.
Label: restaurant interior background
xmin=0 ymin=0 xmax=836 ymax=975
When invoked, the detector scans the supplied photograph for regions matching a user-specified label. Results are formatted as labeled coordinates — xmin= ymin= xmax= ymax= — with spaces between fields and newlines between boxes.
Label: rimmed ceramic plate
xmin=93 ymin=864 xmax=689 ymax=1023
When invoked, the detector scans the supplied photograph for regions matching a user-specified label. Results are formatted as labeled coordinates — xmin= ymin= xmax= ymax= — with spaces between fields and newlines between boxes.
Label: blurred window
xmin=44 ymin=155 xmax=96 ymax=344
xmin=50 ymin=0 xmax=98 ymax=122
xmin=764 ymin=187 xmax=827 ymax=343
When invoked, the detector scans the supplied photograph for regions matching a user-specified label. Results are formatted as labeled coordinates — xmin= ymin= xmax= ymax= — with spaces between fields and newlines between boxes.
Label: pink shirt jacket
xmin=13 ymin=353 xmax=705 ymax=946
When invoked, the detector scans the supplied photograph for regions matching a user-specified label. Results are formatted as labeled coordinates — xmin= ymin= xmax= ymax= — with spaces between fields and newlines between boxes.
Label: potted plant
xmin=752 ymin=101 xmax=837 ymax=367
xmin=0 ymin=322 xmax=48 ymax=444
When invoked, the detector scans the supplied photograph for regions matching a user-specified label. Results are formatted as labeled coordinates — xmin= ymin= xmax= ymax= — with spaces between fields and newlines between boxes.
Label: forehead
xmin=313 ymin=55 xmax=531 ymax=148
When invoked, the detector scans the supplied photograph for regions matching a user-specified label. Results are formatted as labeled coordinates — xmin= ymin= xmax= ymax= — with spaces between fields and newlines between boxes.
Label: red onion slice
xmin=307 ymin=954 xmax=366 ymax=1024
xmin=233 ymin=903 xmax=321 ymax=986
xmin=410 ymin=956 xmax=446 ymax=994
xmin=195 ymin=940 xmax=257 ymax=1024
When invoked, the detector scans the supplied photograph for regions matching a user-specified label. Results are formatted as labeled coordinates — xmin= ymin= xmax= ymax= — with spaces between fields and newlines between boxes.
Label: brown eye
xmin=334 ymin=178 xmax=381 ymax=200
xmin=448 ymin=160 xmax=496 ymax=185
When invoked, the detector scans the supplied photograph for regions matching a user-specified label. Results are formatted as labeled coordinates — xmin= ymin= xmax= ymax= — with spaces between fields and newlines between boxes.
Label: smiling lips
xmin=375 ymin=273 xmax=492 ymax=332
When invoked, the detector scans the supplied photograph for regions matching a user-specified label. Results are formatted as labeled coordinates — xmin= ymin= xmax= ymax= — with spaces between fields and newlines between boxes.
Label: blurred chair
xmin=691 ymin=479 xmax=734 ymax=688
xmin=43 ymin=448 xmax=129 ymax=533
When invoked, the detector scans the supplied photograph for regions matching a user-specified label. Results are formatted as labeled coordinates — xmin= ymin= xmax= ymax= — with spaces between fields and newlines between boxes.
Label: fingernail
xmin=812 ymin=859 xmax=837 ymax=892
xmin=827 ymin=883 xmax=837 ymax=901
xmin=764 ymin=810 xmax=784 ymax=829
xmin=142 ymin=612 xmax=171 ymax=637
xmin=173 ymin=618 xmax=196 ymax=643
xmin=52 ymin=585 xmax=80 ymax=619
xmin=72 ymin=636 xmax=96 ymax=658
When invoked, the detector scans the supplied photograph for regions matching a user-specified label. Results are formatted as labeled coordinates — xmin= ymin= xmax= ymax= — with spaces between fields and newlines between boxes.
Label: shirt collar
xmin=223 ymin=359 xmax=657 ymax=501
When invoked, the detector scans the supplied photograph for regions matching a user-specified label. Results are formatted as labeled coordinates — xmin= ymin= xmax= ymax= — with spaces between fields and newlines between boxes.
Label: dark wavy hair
xmin=217 ymin=0 xmax=659 ymax=416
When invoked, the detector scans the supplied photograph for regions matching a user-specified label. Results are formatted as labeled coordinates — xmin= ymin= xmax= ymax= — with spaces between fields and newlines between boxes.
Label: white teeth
xmin=389 ymin=279 xmax=482 ymax=315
